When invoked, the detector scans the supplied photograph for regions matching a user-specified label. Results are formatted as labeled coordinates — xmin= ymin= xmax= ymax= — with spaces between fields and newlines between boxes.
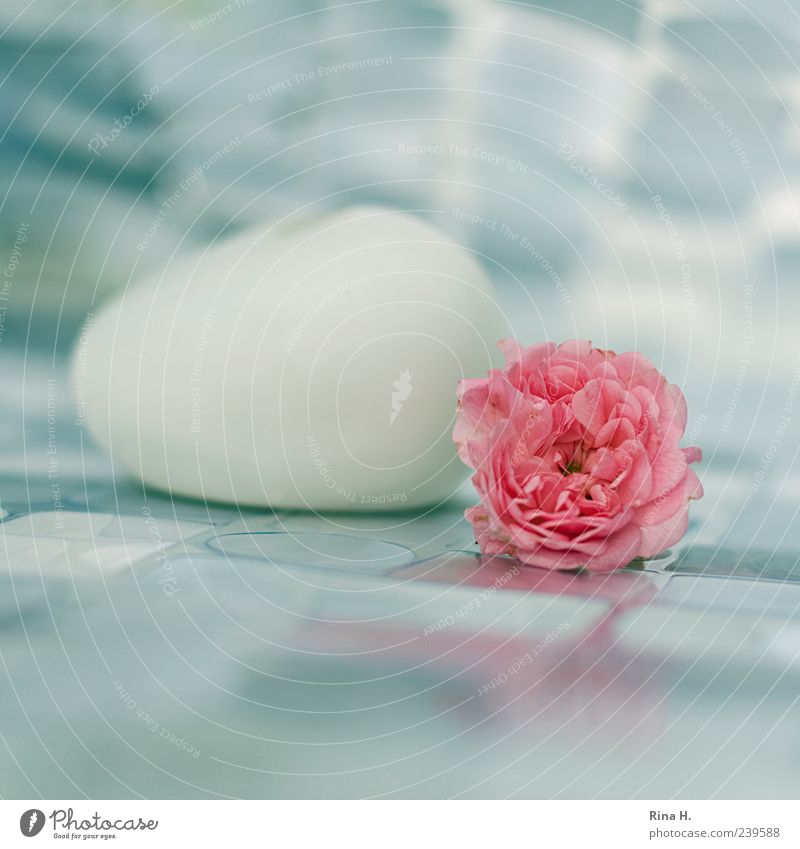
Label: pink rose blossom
xmin=454 ymin=339 xmax=703 ymax=572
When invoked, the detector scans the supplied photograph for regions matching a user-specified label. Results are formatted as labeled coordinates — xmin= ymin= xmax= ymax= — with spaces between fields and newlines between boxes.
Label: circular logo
xmin=19 ymin=809 xmax=45 ymax=837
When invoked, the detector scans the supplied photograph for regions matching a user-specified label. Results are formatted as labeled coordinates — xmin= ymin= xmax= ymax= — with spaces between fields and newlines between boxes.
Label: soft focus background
xmin=3 ymin=0 xmax=799 ymax=462
xmin=2 ymin=0 xmax=800 ymax=800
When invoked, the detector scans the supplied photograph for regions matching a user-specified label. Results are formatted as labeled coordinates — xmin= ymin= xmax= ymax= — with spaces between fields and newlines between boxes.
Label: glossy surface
xmin=1 ymin=353 xmax=799 ymax=799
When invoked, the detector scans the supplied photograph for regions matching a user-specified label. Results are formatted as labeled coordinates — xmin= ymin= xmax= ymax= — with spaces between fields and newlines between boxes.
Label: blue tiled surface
xmin=1 ymin=353 xmax=799 ymax=799
xmin=2 ymin=0 xmax=800 ymax=799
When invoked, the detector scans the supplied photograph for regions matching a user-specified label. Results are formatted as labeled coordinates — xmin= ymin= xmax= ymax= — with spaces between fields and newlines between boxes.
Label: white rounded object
xmin=74 ymin=206 xmax=508 ymax=510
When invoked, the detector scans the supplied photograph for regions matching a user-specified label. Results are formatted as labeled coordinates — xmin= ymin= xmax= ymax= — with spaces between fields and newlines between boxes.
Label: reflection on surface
xmin=3 ymin=520 xmax=799 ymax=797
xmin=208 ymin=531 xmax=415 ymax=572
xmin=669 ymin=545 xmax=800 ymax=582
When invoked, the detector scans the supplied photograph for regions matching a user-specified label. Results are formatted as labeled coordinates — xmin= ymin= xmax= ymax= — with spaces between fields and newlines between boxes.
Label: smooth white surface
xmin=76 ymin=207 xmax=508 ymax=510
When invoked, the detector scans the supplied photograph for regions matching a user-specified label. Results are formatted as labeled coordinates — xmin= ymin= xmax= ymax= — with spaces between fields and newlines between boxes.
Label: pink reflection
xmin=297 ymin=554 xmax=663 ymax=748
xmin=392 ymin=552 xmax=658 ymax=612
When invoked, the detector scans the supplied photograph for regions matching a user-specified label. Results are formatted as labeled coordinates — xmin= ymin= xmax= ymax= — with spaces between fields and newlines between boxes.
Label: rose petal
xmin=455 ymin=339 xmax=702 ymax=571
